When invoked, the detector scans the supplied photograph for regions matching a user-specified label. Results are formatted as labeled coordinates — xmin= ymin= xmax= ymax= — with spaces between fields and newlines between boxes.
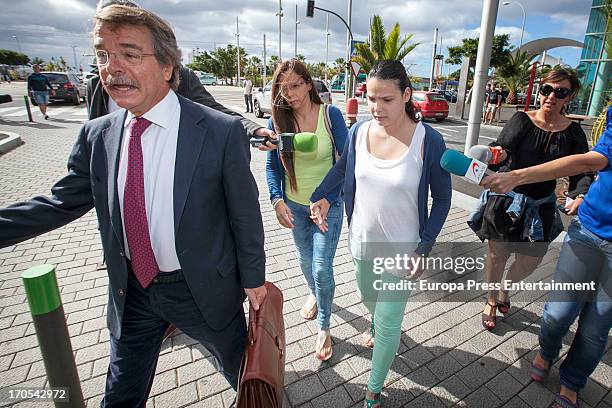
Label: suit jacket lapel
xmin=174 ymin=97 xmax=208 ymax=233
xmin=102 ymin=110 xmax=128 ymax=252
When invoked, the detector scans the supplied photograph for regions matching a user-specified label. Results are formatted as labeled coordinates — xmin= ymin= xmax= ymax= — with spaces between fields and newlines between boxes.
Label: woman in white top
xmin=311 ymin=60 xmax=452 ymax=408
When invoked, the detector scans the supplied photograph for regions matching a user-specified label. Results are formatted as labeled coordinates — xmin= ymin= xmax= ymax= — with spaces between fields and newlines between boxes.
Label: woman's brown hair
xmin=271 ymin=59 xmax=323 ymax=193
xmin=541 ymin=67 xmax=580 ymax=97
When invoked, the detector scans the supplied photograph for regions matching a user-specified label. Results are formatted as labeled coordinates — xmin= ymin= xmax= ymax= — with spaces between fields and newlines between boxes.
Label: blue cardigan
xmin=310 ymin=120 xmax=452 ymax=256
xmin=266 ymin=104 xmax=348 ymax=202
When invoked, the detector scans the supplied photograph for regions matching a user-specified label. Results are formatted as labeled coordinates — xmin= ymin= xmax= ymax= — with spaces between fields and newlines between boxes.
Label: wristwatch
xmin=576 ymin=194 xmax=585 ymax=200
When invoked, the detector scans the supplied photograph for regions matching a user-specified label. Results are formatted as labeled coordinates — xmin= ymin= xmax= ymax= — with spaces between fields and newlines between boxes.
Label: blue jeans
xmin=539 ymin=217 xmax=612 ymax=392
xmin=286 ymin=199 xmax=343 ymax=330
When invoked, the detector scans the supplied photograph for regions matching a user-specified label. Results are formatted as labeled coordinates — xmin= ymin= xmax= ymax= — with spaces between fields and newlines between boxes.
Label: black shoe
xmin=44 ymin=115 xmax=49 ymax=120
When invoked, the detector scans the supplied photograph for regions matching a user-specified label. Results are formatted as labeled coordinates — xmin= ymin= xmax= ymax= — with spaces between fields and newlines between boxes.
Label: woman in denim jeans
xmin=265 ymin=60 xmax=347 ymax=361
xmin=482 ymin=106 xmax=612 ymax=407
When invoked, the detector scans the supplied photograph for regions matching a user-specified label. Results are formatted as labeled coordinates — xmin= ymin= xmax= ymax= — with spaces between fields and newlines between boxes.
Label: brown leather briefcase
xmin=236 ymin=281 xmax=286 ymax=408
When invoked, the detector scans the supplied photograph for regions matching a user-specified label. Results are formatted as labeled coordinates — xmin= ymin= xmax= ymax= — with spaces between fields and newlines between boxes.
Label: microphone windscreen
xmin=293 ymin=132 xmax=317 ymax=153
xmin=440 ymin=149 xmax=471 ymax=176
xmin=467 ymin=145 xmax=493 ymax=163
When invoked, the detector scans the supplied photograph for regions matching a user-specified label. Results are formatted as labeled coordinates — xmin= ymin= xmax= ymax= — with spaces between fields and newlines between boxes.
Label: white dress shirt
xmin=117 ymin=90 xmax=182 ymax=272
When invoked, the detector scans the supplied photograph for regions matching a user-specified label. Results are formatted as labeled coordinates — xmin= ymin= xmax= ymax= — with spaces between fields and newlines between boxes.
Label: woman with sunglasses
xmin=266 ymin=60 xmax=347 ymax=361
xmin=471 ymin=67 xmax=593 ymax=330
xmin=481 ymin=105 xmax=612 ymax=408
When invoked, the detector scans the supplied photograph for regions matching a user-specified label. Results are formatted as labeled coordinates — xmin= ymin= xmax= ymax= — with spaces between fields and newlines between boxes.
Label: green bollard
xmin=22 ymin=265 xmax=85 ymax=407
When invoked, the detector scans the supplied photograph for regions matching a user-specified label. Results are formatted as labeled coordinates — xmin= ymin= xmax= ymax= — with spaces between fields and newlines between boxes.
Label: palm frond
xmin=384 ymin=23 xmax=401 ymax=59
xmin=370 ymin=15 xmax=386 ymax=58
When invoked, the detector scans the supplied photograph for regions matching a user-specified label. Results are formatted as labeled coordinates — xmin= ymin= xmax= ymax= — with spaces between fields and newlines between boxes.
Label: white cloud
xmin=0 ymin=0 xmax=592 ymax=77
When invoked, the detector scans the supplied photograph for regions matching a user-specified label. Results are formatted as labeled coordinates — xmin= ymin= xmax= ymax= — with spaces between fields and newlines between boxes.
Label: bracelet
xmin=576 ymin=194 xmax=585 ymax=199
xmin=271 ymin=198 xmax=284 ymax=208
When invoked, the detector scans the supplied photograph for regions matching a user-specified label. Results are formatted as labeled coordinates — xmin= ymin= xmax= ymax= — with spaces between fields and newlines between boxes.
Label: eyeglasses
xmin=280 ymin=79 xmax=306 ymax=94
xmin=94 ymin=49 xmax=155 ymax=67
xmin=539 ymin=84 xmax=572 ymax=99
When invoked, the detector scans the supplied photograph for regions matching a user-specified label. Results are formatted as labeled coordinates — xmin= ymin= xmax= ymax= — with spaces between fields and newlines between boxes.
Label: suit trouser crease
xmin=102 ymin=270 xmax=246 ymax=407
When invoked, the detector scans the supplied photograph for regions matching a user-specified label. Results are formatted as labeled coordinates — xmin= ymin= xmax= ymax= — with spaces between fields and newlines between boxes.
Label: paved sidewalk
xmin=0 ymin=123 xmax=611 ymax=408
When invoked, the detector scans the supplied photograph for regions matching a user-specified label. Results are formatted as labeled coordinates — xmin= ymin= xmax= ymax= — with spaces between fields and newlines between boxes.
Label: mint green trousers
xmin=354 ymin=259 xmax=412 ymax=393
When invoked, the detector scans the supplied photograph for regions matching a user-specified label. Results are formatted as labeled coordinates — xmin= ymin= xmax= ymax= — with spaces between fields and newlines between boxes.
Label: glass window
xmin=586 ymin=7 xmax=608 ymax=34
xmin=43 ymin=73 xmax=68 ymax=83
xmin=412 ymin=93 xmax=426 ymax=102
xmin=428 ymin=94 xmax=447 ymax=102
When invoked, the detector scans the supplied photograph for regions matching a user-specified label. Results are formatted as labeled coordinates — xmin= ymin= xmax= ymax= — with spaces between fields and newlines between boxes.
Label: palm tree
xmin=353 ymin=15 xmax=419 ymax=74
xmin=495 ymin=50 xmax=535 ymax=104
xmin=333 ymin=57 xmax=345 ymax=74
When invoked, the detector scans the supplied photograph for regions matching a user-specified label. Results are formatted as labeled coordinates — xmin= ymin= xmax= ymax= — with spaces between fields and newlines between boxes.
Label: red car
xmin=411 ymin=91 xmax=449 ymax=122
xmin=355 ymin=82 xmax=366 ymax=97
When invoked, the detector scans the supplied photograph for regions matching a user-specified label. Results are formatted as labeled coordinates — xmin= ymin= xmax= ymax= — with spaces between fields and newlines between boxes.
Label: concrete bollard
xmin=22 ymin=265 xmax=85 ymax=408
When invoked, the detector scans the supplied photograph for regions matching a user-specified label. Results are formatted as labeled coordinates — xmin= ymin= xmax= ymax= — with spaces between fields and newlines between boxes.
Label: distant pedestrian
xmin=485 ymin=83 xmax=501 ymax=125
xmin=27 ymin=64 xmax=54 ymax=120
xmin=244 ymin=78 xmax=254 ymax=113
xmin=482 ymin=83 xmax=492 ymax=122
xmin=496 ymin=85 xmax=505 ymax=122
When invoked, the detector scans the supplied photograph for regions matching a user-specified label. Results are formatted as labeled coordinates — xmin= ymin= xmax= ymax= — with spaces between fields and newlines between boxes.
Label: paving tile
xmin=285 ymin=374 xmax=326 ymax=406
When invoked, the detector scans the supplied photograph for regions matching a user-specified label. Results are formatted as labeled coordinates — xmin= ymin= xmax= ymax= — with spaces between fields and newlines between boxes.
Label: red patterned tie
xmin=123 ymin=117 xmax=159 ymax=288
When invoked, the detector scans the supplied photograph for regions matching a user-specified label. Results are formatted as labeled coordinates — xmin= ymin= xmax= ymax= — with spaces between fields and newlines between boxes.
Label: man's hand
xmin=254 ymin=128 xmax=278 ymax=151
xmin=480 ymin=171 xmax=519 ymax=193
xmin=245 ymin=285 xmax=267 ymax=311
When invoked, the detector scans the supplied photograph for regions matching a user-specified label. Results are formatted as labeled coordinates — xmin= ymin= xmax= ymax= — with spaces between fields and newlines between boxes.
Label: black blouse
xmin=489 ymin=112 xmax=593 ymax=199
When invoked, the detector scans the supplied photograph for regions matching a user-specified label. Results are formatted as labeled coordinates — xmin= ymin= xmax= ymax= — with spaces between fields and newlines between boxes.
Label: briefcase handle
xmin=247 ymin=304 xmax=283 ymax=356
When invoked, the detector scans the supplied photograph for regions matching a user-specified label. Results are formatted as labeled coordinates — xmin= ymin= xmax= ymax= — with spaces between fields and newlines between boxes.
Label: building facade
xmin=576 ymin=0 xmax=611 ymax=116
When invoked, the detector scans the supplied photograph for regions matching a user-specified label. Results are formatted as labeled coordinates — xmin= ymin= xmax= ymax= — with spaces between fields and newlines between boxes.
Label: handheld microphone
xmin=467 ymin=145 xmax=503 ymax=165
xmin=467 ymin=145 xmax=493 ymax=163
xmin=250 ymin=132 xmax=317 ymax=153
xmin=249 ymin=136 xmax=279 ymax=148
xmin=440 ymin=149 xmax=490 ymax=184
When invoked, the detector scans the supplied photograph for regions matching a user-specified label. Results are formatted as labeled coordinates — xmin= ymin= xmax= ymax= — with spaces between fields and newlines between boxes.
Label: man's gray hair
xmin=94 ymin=5 xmax=182 ymax=90
xmin=96 ymin=0 xmax=141 ymax=12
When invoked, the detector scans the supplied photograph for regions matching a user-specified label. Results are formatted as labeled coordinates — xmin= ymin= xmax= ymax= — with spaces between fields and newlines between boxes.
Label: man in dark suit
xmin=0 ymin=5 xmax=266 ymax=407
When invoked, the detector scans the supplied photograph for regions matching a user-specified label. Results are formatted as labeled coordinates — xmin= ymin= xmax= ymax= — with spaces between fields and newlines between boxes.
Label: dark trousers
xmin=101 ymin=270 xmax=247 ymax=407
xmin=244 ymin=94 xmax=253 ymax=112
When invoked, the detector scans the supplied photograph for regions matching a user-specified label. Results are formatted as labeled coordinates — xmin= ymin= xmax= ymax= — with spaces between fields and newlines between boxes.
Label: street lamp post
xmin=325 ymin=14 xmax=330 ymax=84
xmin=236 ymin=16 xmax=241 ymax=87
xmin=276 ymin=0 xmax=283 ymax=61
xmin=71 ymin=45 xmax=78 ymax=71
xmin=294 ymin=3 xmax=300 ymax=57
xmin=503 ymin=1 xmax=526 ymax=50
xmin=12 ymin=35 xmax=22 ymax=54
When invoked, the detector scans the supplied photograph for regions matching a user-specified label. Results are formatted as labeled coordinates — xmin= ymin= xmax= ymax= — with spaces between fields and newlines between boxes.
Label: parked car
xmin=31 ymin=72 xmax=86 ymax=106
xmin=254 ymin=78 xmax=332 ymax=118
xmin=411 ymin=91 xmax=449 ymax=121
xmin=199 ymin=73 xmax=218 ymax=86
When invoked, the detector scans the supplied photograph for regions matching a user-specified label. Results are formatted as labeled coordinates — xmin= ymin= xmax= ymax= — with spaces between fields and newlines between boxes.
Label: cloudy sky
xmin=0 ymin=0 xmax=591 ymax=78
